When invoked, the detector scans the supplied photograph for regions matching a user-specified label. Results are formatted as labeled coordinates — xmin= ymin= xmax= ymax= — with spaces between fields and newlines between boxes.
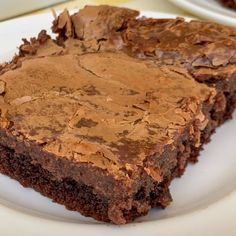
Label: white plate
xmin=0 ymin=11 xmax=236 ymax=236
xmin=0 ymin=0 xmax=68 ymax=21
xmin=169 ymin=0 xmax=236 ymax=26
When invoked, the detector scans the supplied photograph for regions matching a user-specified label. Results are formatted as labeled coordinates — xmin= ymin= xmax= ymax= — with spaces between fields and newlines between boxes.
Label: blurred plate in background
xmin=169 ymin=0 xmax=236 ymax=26
xmin=0 ymin=0 xmax=69 ymax=21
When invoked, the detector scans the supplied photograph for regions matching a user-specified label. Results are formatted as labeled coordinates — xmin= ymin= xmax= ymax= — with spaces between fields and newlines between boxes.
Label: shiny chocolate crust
xmin=51 ymin=5 xmax=236 ymax=125
xmin=0 ymin=5 xmax=236 ymax=224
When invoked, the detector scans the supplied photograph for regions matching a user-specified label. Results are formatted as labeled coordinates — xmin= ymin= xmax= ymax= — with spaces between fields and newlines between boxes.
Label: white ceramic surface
xmin=0 ymin=11 xmax=236 ymax=236
xmin=0 ymin=0 xmax=68 ymax=21
xmin=169 ymin=0 xmax=236 ymax=26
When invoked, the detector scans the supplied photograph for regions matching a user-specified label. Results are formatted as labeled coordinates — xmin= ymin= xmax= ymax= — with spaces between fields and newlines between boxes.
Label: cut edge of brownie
xmin=187 ymin=71 xmax=236 ymax=163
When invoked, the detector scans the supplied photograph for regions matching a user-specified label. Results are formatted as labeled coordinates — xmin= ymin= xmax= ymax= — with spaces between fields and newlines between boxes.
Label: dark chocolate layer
xmin=220 ymin=0 xmax=236 ymax=9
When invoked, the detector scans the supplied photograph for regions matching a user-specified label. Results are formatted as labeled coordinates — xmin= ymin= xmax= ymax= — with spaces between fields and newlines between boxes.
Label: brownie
xmin=0 ymin=6 xmax=236 ymax=224
xmin=219 ymin=0 xmax=236 ymax=9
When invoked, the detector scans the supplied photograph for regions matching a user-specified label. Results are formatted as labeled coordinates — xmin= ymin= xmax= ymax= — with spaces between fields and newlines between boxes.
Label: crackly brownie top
xmin=51 ymin=5 xmax=236 ymax=82
xmin=0 ymin=46 xmax=215 ymax=180
xmin=0 ymin=5 xmax=218 ymax=180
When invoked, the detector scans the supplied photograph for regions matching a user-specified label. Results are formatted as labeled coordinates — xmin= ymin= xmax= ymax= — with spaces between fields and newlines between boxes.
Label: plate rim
xmin=169 ymin=0 xmax=236 ymax=26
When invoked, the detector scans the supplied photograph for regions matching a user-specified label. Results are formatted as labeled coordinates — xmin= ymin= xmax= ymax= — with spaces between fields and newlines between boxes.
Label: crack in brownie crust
xmin=0 ymin=5 xmax=236 ymax=224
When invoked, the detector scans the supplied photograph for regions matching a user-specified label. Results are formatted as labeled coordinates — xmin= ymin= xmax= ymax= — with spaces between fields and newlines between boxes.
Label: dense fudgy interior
xmin=0 ymin=144 xmax=111 ymax=223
